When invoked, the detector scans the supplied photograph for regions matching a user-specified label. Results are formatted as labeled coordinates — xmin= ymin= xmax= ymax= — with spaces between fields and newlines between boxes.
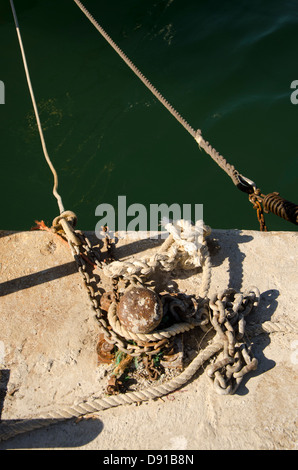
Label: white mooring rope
xmin=10 ymin=0 xmax=65 ymax=214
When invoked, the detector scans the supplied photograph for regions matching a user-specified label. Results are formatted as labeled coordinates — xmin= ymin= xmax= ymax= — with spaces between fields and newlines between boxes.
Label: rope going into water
xmin=10 ymin=0 xmax=65 ymax=215
xmin=73 ymin=0 xmax=252 ymax=192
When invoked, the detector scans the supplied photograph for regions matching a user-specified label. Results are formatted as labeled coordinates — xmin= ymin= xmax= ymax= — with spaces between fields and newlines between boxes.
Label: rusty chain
xmin=51 ymin=212 xmax=260 ymax=393
xmin=52 ymin=215 xmax=176 ymax=357
xmin=249 ymin=186 xmax=298 ymax=230
xmin=249 ymin=190 xmax=268 ymax=232
xmin=0 ymin=213 xmax=264 ymax=443
xmin=206 ymin=288 xmax=259 ymax=394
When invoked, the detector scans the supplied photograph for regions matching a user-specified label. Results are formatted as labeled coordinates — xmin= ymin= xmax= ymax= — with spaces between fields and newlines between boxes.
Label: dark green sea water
xmin=1 ymin=0 xmax=297 ymax=232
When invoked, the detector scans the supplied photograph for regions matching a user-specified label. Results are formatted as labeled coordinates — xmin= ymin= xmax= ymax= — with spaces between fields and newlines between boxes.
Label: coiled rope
xmin=0 ymin=341 xmax=223 ymax=442
xmin=249 ymin=189 xmax=298 ymax=231
xmin=2 ymin=0 xmax=294 ymax=444
xmin=263 ymin=192 xmax=298 ymax=225
xmin=0 ymin=212 xmax=262 ymax=441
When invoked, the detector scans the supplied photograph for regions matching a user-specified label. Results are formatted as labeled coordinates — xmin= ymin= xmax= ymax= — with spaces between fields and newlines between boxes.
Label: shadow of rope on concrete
xmin=0 ymin=416 xmax=104 ymax=449
xmin=0 ymin=261 xmax=78 ymax=297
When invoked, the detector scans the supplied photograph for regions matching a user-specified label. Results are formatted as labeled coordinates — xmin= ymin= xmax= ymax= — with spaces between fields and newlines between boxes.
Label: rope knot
xmin=52 ymin=210 xmax=77 ymax=229
xmin=52 ymin=210 xmax=81 ymax=246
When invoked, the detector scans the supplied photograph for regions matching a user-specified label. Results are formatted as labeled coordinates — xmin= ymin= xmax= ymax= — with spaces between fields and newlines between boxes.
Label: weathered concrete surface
xmin=0 ymin=228 xmax=297 ymax=450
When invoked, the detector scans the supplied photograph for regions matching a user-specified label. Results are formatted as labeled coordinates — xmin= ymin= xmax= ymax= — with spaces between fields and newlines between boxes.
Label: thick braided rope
xmin=102 ymin=221 xmax=210 ymax=282
xmin=73 ymin=0 xmax=246 ymax=190
xmin=101 ymin=244 xmax=181 ymax=278
xmin=0 ymin=341 xmax=222 ymax=442
xmin=107 ymin=301 xmax=205 ymax=342
xmin=199 ymin=242 xmax=212 ymax=299
xmin=72 ymin=0 xmax=196 ymax=139
xmin=246 ymin=320 xmax=298 ymax=336
xmin=195 ymin=131 xmax=241 ymax=187
xmin=62 ymin=218 xmax=211 ymax=357
xmin=105 ymin=232 xmax=212 ymax=344
xmin=0 ymin=221 xmax=253 ymax=442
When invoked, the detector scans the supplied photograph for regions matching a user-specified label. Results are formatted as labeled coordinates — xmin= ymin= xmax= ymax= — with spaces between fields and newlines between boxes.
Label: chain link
xmin=51 ymin=213 xmax=260 ymax=392
xmin=54 ymin=218 xmax=176 ymax=356
xmin=206 ymin=288 xmax=259 ymax=394
xmin=249 ymin=190 xmax=268 ymax=232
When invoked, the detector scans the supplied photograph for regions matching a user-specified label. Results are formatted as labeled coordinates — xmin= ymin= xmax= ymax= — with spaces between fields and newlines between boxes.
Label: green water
xmin=1 ymin=0 xmax=297 ymax=233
